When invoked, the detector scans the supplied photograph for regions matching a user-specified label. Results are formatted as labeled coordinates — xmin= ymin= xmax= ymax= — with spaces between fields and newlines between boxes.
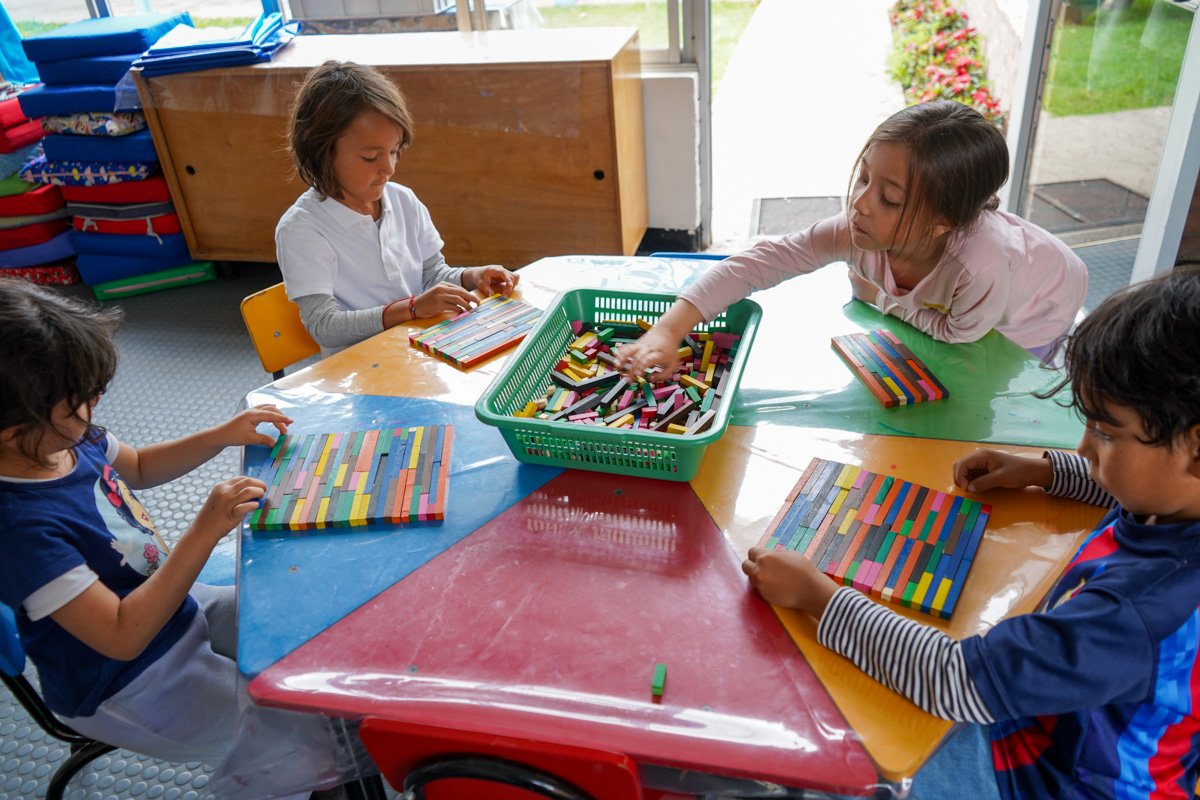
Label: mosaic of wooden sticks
xmin=757 ymin=457 xmax=990 ymax=619
xmin=409 ymin=294 xmax=541 ymax=368
xmin=249 ymin=425 xmax=452 ymax=531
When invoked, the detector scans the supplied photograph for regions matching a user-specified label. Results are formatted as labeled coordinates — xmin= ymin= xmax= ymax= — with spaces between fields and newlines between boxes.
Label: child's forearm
xmin=119 ymin=424 xmax=238 ymax=489
xmin=655 ymin=299 xmax=706 ymax=343
xmin=296 ymin=293 xmax=384 ymax=346
xmin=109 ymin=530 xmax=214 ymax=657
xmin=1045 ymin=450 xmax=1117 ymax=507
xmin=50 ymin=529 xmax=212 ymax=661
xmin=878 ymin=300 xmax=995 ymax=345
xmin=818 ymin=587 xmax=995 ymax=723
xmin=118 ymin=407 xmax=289 ymax=489
xmin=120 ymin=428 xmax=229 ymax=489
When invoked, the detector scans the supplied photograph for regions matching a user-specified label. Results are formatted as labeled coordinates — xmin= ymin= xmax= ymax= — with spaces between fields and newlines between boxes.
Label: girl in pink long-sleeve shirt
xmin=619 ymin=101 xmax=1087 ymax=374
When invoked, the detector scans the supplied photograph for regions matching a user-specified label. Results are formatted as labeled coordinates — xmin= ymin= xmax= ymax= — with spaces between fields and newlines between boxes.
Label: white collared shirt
xmin=275 ymin=182 xmax=444 ymax=311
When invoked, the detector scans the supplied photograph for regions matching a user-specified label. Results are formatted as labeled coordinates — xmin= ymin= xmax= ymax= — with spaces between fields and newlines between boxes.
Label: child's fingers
xmin=443 ymin=283 xmax=479 ymax=309
xmin=232 ymin=498 xmax=264 ymax=518
xmin=248 ymin=406 xmax=294 ymax=428
xmin=951 ymin=460 xmax=976 ymax=491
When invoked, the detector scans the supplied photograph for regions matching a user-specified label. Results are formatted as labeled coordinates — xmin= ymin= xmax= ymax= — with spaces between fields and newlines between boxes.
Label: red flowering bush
xmin=889 ymin=0 xmax=1004 ymax=125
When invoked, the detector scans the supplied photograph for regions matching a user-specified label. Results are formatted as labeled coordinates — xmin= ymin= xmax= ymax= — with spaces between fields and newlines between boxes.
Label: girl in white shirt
xmin=619 ymin=100 xmax=1087 ymax=374
xmin=277 ymin=60 xmax=520 ymax=354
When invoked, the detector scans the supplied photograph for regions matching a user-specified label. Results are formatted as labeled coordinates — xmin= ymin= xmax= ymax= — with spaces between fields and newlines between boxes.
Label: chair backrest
xmin=0 ymin=601 xmax=25 ymax=678
xmin=240 ymin=282 xmax=320 ymax=378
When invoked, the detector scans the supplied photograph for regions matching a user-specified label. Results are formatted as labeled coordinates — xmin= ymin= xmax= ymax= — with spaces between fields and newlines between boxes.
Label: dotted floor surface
xmin=2 ymin=265 xmax=291 ymax=800
xmin=1074 ymin=236 xmax=1139 ymax=313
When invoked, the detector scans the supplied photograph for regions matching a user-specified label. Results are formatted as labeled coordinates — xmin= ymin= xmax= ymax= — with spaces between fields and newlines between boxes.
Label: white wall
xmin=641 ymin=67 xmax=702 ymax=232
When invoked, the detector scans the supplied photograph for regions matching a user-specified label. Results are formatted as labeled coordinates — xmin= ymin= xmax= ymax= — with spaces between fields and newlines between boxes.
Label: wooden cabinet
xmin=134 ymin=28 xmax=646 ymax=267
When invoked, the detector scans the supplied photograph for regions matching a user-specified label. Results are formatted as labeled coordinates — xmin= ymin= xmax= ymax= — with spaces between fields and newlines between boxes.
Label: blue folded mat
xmin=71 ymin=230 xmax=189 ymax=259
xmin=76 ymin=252 xmax=195 ymax=284
xmin=0 ymin=230 xmax=75 ymax=267
xmin=43 ymin=130 xmax=158 ymax=164
xmin=22 ymin=13 xmax=191 ymax=63
xmin=134 ymin=15 xmax=297 ymax=77
xmin=18 ymin=84 xmax=118 ymax=117
xmin=37 ymin=52 xmax=142 ymax=87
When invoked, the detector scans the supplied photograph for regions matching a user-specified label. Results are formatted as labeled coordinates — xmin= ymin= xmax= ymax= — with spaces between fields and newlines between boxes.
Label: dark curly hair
xmin=1040 ymin=266 xmax=1200 ymax=446
xmin=0 ymin=278 xmax=121 ymax=467
xmin=286 ymin=60 xmax=415 ymax=201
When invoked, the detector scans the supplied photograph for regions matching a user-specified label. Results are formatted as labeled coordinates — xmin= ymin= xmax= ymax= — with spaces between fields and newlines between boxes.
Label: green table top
xmin=523 ymin=255 xmax=1085 ymax=449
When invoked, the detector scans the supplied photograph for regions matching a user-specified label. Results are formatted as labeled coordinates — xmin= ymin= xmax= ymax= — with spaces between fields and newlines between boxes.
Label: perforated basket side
xmin=484 ymin=304 xmax=572 ymax=417
xmin=476 ymin=288 xmax=761 ymax=482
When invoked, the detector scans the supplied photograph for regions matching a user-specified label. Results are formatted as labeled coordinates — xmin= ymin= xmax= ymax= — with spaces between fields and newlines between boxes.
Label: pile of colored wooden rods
xmin=758 ymin=457 xmax=990 ymax=619
xmin=831 ymin=329 xmax=949 ymax=407
xmin=249 ymin=425 xmax=453 ymax=531
xmin=513 ymin=319 xmax=740 ymax=435
xmin=409 ymin=294 xmax=541 ymax=368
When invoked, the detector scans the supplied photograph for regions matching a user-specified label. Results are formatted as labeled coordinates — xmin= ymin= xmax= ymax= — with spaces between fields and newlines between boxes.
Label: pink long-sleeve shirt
xmin=680 ymin=211 xmax=1087 ymax=349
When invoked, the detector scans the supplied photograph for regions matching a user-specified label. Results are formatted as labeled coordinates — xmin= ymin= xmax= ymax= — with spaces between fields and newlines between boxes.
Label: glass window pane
xmin=536 ymin=0 xmax=671 ymax=51
xmin=7 ymin=0 xmax=83 ymax=35
xmin=1024 ymin=0 xmax=1192 ymax=311
xmin=106 ymin=0 xmax=262 ymax=23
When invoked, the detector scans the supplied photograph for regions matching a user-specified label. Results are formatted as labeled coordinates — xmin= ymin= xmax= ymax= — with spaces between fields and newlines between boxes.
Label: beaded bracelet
xmin=408 ymin=295 xmax=418 ymax=319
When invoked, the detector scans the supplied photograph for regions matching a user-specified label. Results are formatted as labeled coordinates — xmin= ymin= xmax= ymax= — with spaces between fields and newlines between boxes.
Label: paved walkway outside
xmin=711 ymin=0 xmax=906 ymax=250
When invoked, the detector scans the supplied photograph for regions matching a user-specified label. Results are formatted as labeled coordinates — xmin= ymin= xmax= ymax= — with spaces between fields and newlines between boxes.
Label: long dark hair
xmin=0 ymin=279 xmax=121 ymax=467
xmin=849 ymin=100 xmax=1009 ymax=254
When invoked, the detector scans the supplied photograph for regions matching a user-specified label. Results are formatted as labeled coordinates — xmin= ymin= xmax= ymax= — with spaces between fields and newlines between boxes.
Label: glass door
xmin=1013 ymin=0 xmax=1194 ymax=311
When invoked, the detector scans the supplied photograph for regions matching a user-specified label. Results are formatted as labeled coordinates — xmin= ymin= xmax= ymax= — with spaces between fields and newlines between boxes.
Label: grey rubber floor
xmin=2 ymin=264 xmax=289 ymax=800
xmin=1074 ymin=236 xmax=1139 ymax=313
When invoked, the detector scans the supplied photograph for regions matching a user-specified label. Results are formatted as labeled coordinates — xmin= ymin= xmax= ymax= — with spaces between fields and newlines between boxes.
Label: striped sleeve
xmin=816 ymin=587 xmax=995 ymax=723
xmin=1044 ymin=450 xmax=1116 ymax=508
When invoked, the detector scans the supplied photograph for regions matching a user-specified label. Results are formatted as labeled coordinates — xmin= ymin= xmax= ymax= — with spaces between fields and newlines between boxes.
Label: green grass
xmin=14 ymin=21 xmax=65 ymax=37
xmin=538 ymin=1 xmax=761 ymax=94
xmin=15 ymin=17 xmax=255 ymax=38
xmin=192 ymin=17 xmax=257 ymax=29
xmin=1044 ymin=0 xmax=1191 ymax=116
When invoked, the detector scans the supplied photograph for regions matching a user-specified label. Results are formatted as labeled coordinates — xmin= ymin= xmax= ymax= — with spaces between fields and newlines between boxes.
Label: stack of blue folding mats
xmin=19 ymin=13 xmax=190 ymax=117
xmin=19 ymin=12 xmax=198 ymax=288
xmin=43 ymin=129 xmax=158 ymax=163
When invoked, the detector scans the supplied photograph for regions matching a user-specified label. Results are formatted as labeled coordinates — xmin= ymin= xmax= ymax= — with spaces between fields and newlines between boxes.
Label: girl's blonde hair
xmin=287 ymin=60 xmax=415 ymax=200
xmin=848 ymin=100 xmax=1009 ymax=253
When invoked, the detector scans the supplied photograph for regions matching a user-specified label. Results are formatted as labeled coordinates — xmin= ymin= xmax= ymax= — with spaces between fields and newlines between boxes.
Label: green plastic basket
xmin=475 ymin=288 xmax=762 ymax=481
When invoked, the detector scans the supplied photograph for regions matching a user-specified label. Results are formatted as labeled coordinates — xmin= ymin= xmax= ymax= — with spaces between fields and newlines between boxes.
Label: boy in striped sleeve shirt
xmin=743 ymin=266 xmax=1200 ymax=800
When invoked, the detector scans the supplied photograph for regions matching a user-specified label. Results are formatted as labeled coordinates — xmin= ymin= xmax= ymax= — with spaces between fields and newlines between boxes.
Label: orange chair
xmin=240 ymin=282 xmax=320 ymax=380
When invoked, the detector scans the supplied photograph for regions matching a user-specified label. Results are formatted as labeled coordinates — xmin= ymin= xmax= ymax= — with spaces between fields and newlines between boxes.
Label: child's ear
xmin=930 ymin=216 xmax=954 ymax=240
xmin=1184 ymin=424 xmax=1200 ymax=479
xmin=0 ymin=425 xmax=19 ymax=446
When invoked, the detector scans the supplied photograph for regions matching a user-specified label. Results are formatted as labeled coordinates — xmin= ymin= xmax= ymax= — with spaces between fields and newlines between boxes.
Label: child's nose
xmin=851 ymin=191 xmax=869 ymax=216
xmin=1076 ymin=434 xmax=1094 ymax=461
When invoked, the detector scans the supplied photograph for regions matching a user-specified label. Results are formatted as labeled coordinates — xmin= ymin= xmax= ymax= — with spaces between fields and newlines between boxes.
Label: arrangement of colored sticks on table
xmin=757 ymin=457 xmax=990 ymax=619
xmin=513 ymin=319 xmax=739 ymax=435
xmin=831 ymin=329 xmax=949 ymax=407
xmin=409 ymin=294 xmax=541 ymax=368
xmin=248 ymin=425 xmax=453 ymax=531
